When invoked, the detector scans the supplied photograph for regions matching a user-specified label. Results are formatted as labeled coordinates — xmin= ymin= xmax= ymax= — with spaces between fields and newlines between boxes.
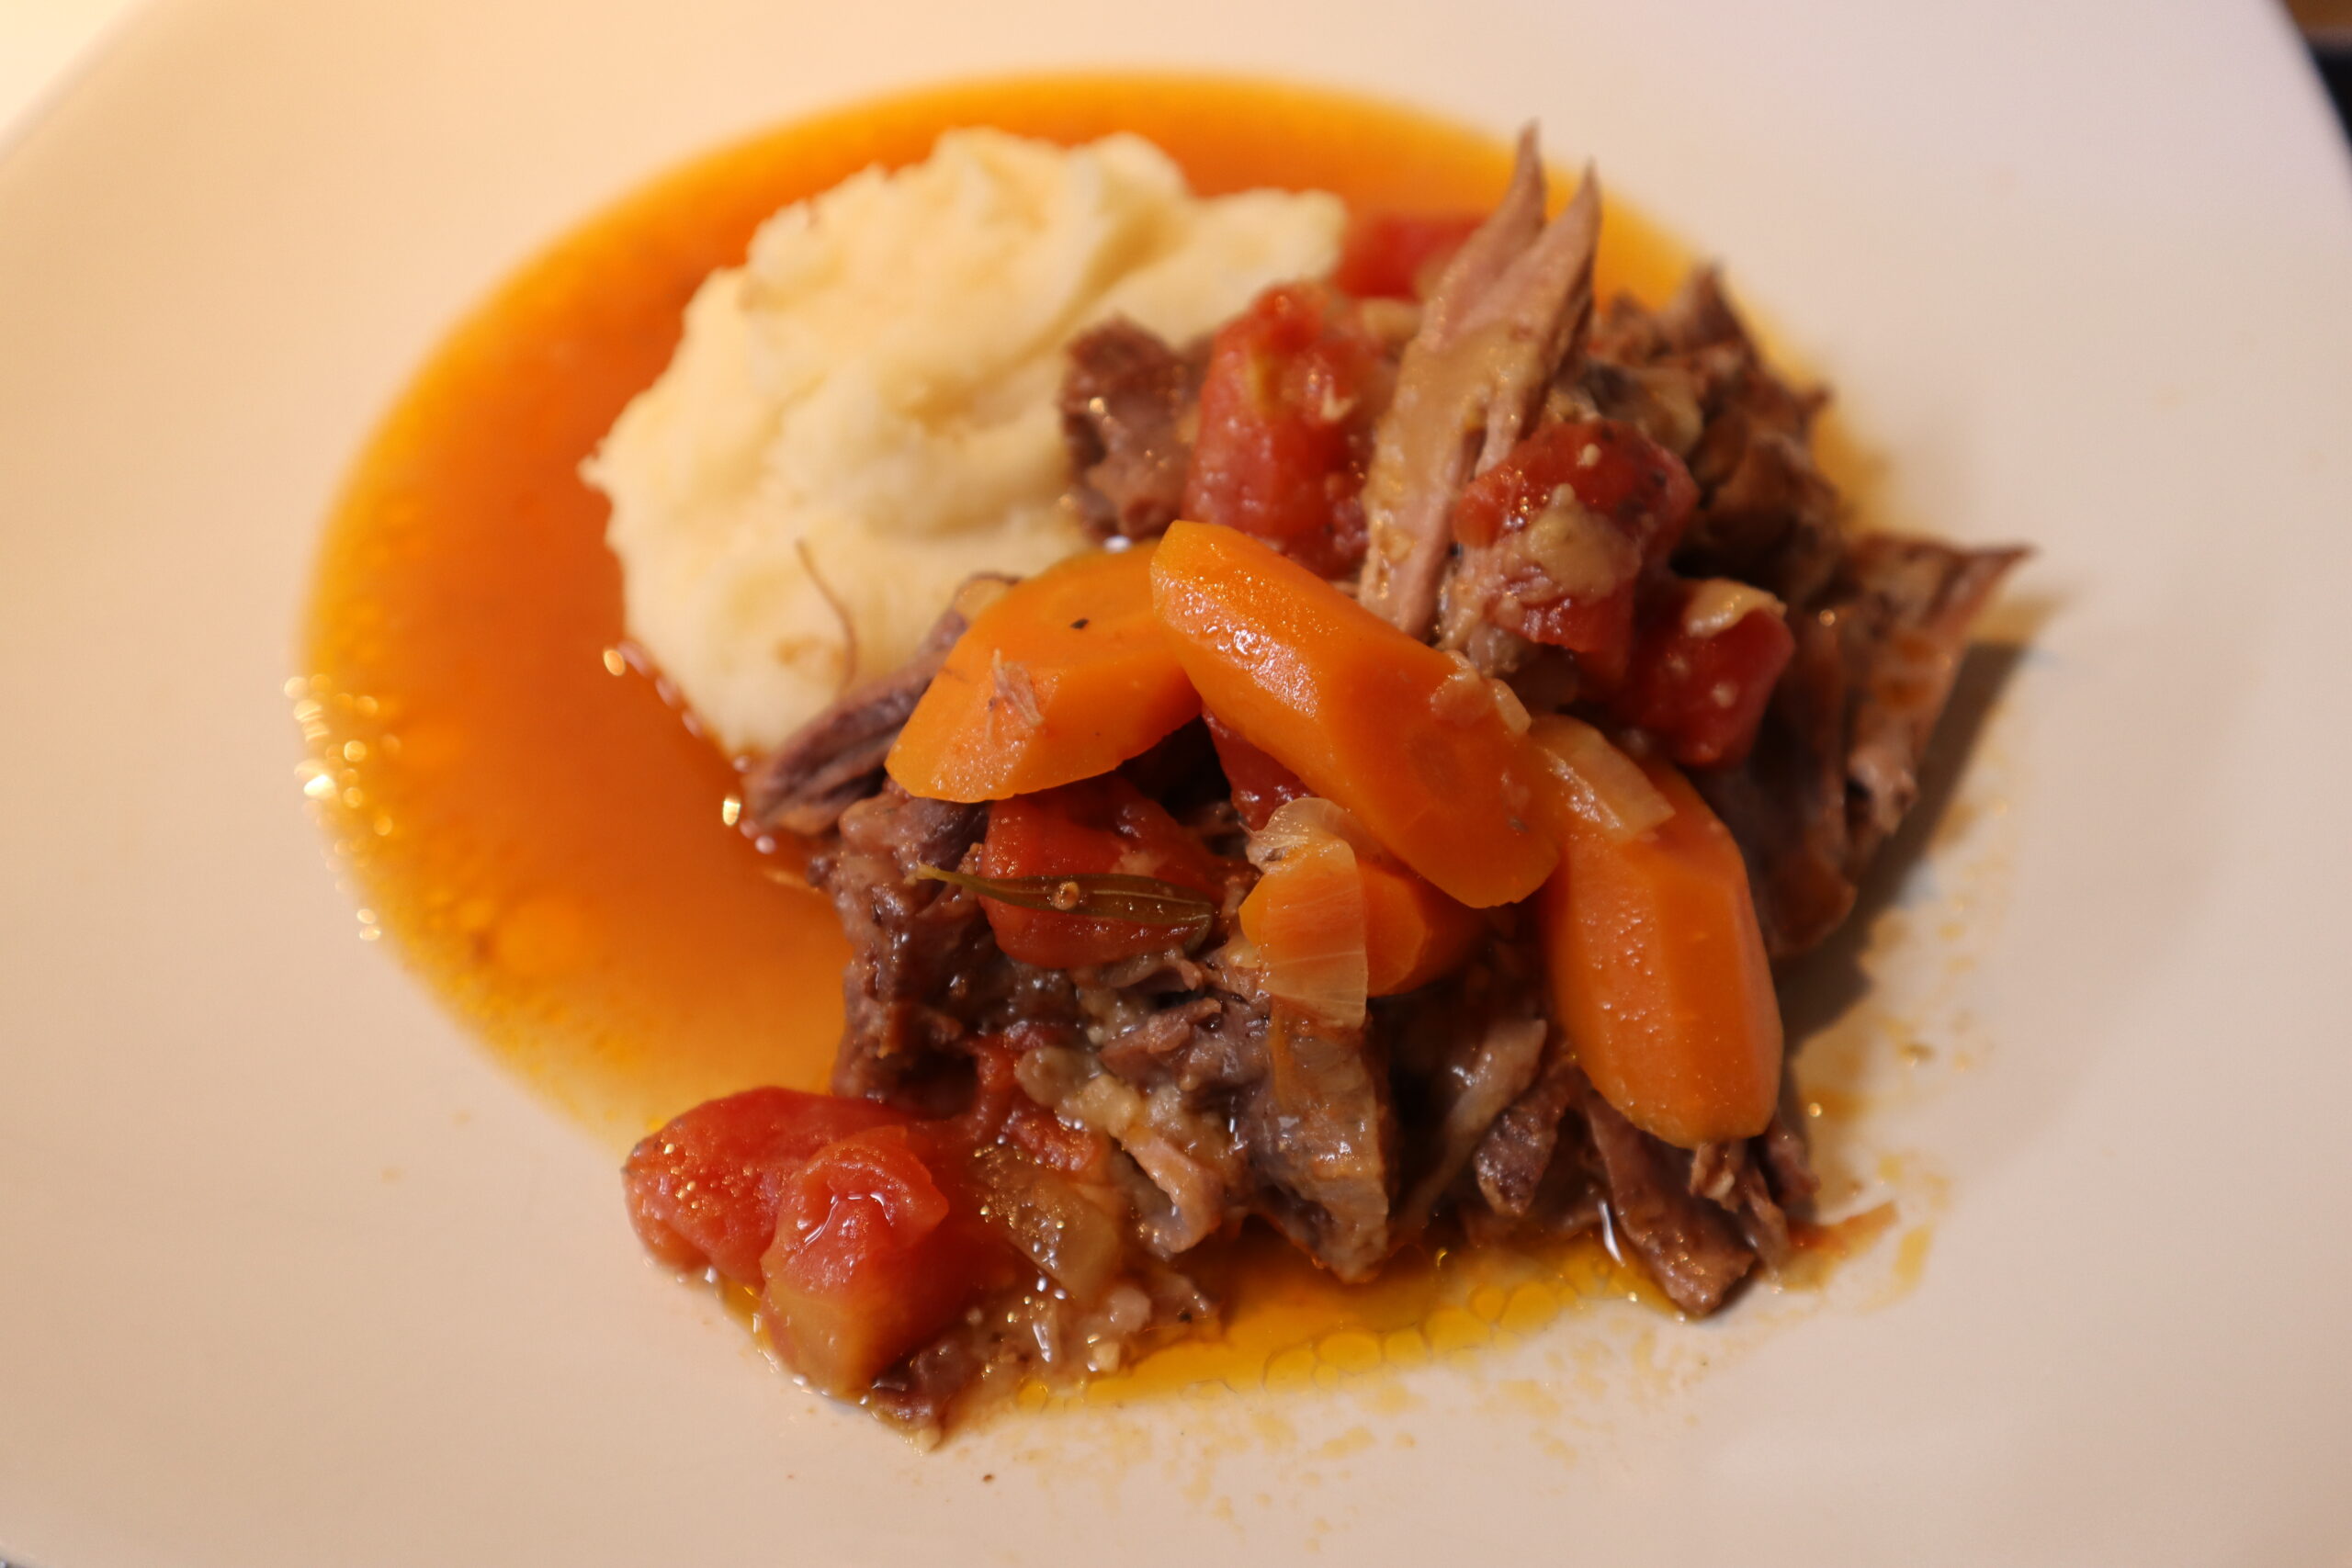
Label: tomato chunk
xmin=762 ymin=1123 xmax=1015 ymax=1398
xmin=1613 ymin=580 xmax=1796 ymax=769
xmin=1450 ymin=420 xmax=1699 ymax=687
xmin=624 ymin=1088 xmax=1022 ymax=1401
xmin=622 ymin=1088 xmax=910 ymax=1286
xmin=1333 ymin=210 xmax=1485 ymax=300
xmin=1204 ymin=713 xmax=1308 ymax=830
xmin=954 ymin=1032 xmax=1114 ymax=1179
xmin=978 ymin=775 xmax=1230 ymax=968
xmin=1181 ymin=282 xmax=1387 ymax=579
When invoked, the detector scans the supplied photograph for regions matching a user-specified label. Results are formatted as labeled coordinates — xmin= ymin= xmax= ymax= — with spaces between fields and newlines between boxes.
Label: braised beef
xmin=1572 ymin=269 xmax=1844 ymax=609
xmin=809 ymin=785 xmax=996 ymax=1097
xmin=1573 ymin=1073 xmax=1758 ymax=1314
xmin=1693 ymin=604 xmax=1861 ymax=957
xmin=1470 ymin=1040 xmax=1588 ymax=1220
xmin=1359 ymin=131 xmax=1603 ymax=640
xmin=744 ymin=578 xmax=1008 ymax=837
xmin=1060 ymin=318 xmax=1205 ymax=542
xmin=1239 ymin=1006 xmax=1399 ymax=1281
xmin=776 ymin=148 xmax=2018 ymax=1404
xmin=1386 ymin=947 xmax=1553 ymax=1230
xmin=1695 ymin=536 xmax=2025 ymax=957
xmin=1837 ymin=534 xmax=2029 ymax=870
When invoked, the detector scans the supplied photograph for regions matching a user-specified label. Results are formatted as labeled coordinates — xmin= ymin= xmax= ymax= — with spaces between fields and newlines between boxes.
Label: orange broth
xmin=300 ymin=74 xmax=1742 ymax=1401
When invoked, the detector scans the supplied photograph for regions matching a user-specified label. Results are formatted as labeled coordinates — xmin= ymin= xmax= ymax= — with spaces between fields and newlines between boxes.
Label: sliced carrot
xmin=887 ymin=546 xmax=1200 ymax=803
xmin=1358 ymin=857 xmax=1484 ymax=995
xmin=1149 ymin=521 xmax=1556 ymax=908
xmin=1540 ymin=748 xmax=1782 ymax=1147
xmin=1238 ymin=837 xmax=1369 ymax=1025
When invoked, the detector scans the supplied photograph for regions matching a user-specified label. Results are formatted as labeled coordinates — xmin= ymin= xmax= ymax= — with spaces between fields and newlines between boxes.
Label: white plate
xmin=6 ymin=2 xmax=2351 ymax=1563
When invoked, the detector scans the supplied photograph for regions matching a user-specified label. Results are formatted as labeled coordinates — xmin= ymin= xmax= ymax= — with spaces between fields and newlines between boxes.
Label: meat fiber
xmin=1358 ymin=130 xmax=1603 ymax=639
xmin=743 ymin=580 xmax=1008 ymax=836
xmin=1059 ymin=319 xmax=1206 ymax=543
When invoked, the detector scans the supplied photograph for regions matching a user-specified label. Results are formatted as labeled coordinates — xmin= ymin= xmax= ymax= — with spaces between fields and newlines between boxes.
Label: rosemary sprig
xmin=912 ymin=865 xmax=1216 ymax=950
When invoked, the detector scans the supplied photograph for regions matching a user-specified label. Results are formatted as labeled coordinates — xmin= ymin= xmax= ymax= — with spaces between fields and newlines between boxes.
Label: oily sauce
xmin=300 ymin=74 xmax=1762 ymax=1398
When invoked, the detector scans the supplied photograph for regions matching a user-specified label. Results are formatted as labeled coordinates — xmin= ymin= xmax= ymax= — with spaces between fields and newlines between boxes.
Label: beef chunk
xmin=1579 ymin=1082 xmax=1757 ymax=1314
xmin=1470 ymin=1039 xmax=1587 ymax=1220
xmin=1695 ymin=534 xmax=2024 ymax=956
xmin=1360 ymin=133 xmax=1601 ymax=640
xmin=1694 ymin=604 xmax=1861 ymax=957
xmin=1059 ymin=319 xmax=1204 ymax=542
xmin=1238 ymin=1006 xmax=1399 ymax=1282
xmin=1572 ymin=268 xmax=1844 ymax=610
xmin=808 ymin=785 xmax=996 ymax=1097
xmin=1836 ymin=534 xmax=2029 ymax=871
xmin=743 ymin=578 xmax=1010 ymax=839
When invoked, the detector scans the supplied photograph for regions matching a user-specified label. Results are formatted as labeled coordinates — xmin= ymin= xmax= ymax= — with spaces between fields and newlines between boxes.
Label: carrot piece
xmin=1238 ymin=836 xmax=1370 ymax=1025
xmin=1149 ymin=521 xmax=1556 ymax=908
xmin=1540 ymin=749 xmax=1783 ymax=1147
xmin=1358 ymin=857 xmax=1484 ymax=995
xmin=887 ymin=546 xmax=1200 ymax=803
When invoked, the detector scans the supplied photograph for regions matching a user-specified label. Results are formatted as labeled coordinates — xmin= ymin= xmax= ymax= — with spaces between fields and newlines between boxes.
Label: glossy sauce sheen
xmin=303 ymin=75 xmax=1736 ymax=1393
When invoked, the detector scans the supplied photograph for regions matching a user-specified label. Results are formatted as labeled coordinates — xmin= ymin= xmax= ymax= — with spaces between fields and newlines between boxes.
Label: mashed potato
xmin=585 ymin=130 xmax=1343 ymax=755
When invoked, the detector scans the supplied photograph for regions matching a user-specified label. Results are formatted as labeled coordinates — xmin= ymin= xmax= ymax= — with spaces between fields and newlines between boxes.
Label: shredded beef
xmin=1693 ymin=604 xmax=1861 ymax=957
xmin=1385 ymin=943 xmax=1552 ymax=1230
xmin=744 ymin=578 xmax=1010 ymax=837
xmin=1060 ymin=319 xmax=1205 ymax=542
xmin=810 ymin=785 xmax=994 ymax=1096
xmin=1694 ymin=535 xmax=2025 ymax=956
xmin=1688 ymin=1138 xmax=1794 ymax=1269
xmin=1239 ymin=1006 xmax=1399 ymax=1282
xmin=1572 ymin=268 xmax=1844 ymax=609
xmin=1836 ymin=534 xmax=2029 ymax=870
xmin=1471 ymin=1040 xmax=1588 ymax=1219
xmin=1758 ymin=1093 xmax=1821 ymax=1206
xmin=1016 ymin=1041 xmax=1244 ymax=1257
xmin=1573 ymin=1072 xmax=1758 ymax=1314
xmin=1096 ymin=995 xmax=1225 ymax=1081
xmin=1358 ymin=130 xmax=1602 ymax=640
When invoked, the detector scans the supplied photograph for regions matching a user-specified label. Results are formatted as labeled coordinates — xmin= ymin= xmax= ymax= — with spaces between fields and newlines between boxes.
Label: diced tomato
xmin=1204 ymin=712 xmax=1308 ymax=830
xmin=761 ymin=1122 xmax=1017 ymax=1397
xmin=1181 ymin=282 xmax=1387 ymax=579
xmin=622 ymin=1088 xmax=910 ymax=1286
xmin=1612 ymin=580 xmax=1796 ymax=769
xmin=953 ymin=1032 xmax=1112 ymax=1179
xmin=624 ymin=1088 xmax=1023 ymax=1400
xmin=1002 ymin=1100 xmax=1109 ymax=1177
xmin=1333 ymin=210 xmax=1485 ymax=300
xmin=978 ymin=775 xmax=1231 ymax=968
xmin=1450 ymin=420 xmax=1700 ymax=687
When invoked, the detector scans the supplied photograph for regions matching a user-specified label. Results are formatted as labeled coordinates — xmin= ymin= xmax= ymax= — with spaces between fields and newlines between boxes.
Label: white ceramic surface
xmin=0 ymin=0 xmax=144 ymax=146
xmin=5 ymin=2 xmax=2350 ymax=1563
